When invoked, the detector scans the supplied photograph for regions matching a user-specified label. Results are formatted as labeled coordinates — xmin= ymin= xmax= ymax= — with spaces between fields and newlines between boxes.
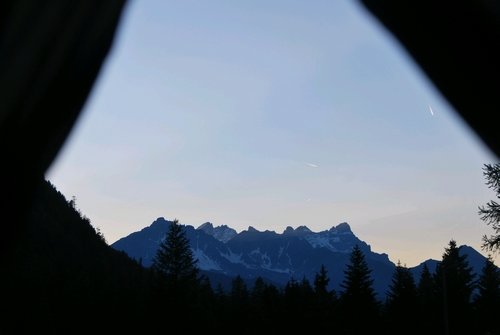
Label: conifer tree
xmin=229 ymin=275 xmax=250 ymax=328
xmin=250 ymin=278 xmax=281 ymax=331
xmin=474 ymin=256 xmax=500 ymax=334
xmin=152 ymin=219 xmax=199 ymax=287
xmin=314 ymin=264 xmax=330 ymax=295
xmin=313 ymin=264 xmax=336 ymax=331
xmin=434 ymin=240 xmax=475 ymax=335
xmin=479 ymin=163 xmax=500 ymax=252
xmin=417 ymin=264 xmax=438 ymax=333
xmin=230 ymin=275 xmax=249 ymax=303
xmin=284 ymin=278 xmax=300 ymax=310
xmin=386 ymin=262 xmax=418 ymax=334
xmin=152 ymin=220 xmax=200 ymax=326
xmin=340 ymin=245 xmax=379 ymax=333
xmin=250 ymin=277 xmax=267 ymax=325
xmin=314 ymin=264 xmax=337 ymax=304
xmin=341 ymin=245 xmax=378 ymax=304
xmin=252 ymin=277 xmax=267 ymax=301
xmin=283 ymin=277 xmax=315 ymax=328
xmin=300 ymin=276 xmax=314 ymax=298
xmin=417 ymin=264 xmax=435 ymax=305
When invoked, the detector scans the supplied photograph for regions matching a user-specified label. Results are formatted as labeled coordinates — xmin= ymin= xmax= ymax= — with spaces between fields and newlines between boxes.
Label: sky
xmin=47 ymin=0 xmax=498 ymax=267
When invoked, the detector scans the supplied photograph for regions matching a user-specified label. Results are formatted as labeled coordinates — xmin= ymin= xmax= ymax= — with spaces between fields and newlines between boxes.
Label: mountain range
xmin=112 ymin=217 xmax=490 ymax=297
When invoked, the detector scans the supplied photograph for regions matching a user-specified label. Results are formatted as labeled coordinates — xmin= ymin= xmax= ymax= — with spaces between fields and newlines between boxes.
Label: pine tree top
xmin=153 ymin=219 xmax=199 ymax=285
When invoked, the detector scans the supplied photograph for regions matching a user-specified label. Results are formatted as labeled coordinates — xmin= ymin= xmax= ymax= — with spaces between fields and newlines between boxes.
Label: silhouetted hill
xmin=410 ymin=245 xmax=491 ymax=282
xmin=3 ymin=180 xmax=153 ymax=333
xmin=4 ymin=181 xmax=497 ymax=334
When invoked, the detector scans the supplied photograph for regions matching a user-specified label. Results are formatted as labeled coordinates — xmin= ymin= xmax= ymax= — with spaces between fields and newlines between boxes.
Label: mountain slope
xmin=4 ymin=180 xmax=153 ymax=332
xmin=113 ymin=218 xmax=396 ymax=296
xmin=113 ymin=218 xmax=493 ymax=298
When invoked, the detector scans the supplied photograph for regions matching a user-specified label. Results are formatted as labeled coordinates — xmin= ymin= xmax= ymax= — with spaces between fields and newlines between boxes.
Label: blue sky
xmin=48 ymin=0 xmax=497 ymax=266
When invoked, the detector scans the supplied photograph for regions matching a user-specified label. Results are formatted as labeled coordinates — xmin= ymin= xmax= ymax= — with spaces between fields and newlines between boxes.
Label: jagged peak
xmin=239 ymin=226 xmax=277 ymax=236
xmin=296 ymin=225 xmax=311 ymax=233
xmin=335 ymin=222 xmax=352 ymax=233
xmin=247 ymin=226 xmax=259 ymax=233
xmin=150 ymin=217 xmax=170 ymax=227
xmin=282 ymin=225 xmax=312 ymax=236
xmin=198 ymin=222 xmax=214 ymax=230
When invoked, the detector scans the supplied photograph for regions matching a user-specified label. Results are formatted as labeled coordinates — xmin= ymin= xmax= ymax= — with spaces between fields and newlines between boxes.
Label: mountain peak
xmin=197 ymin=222 xmax=236 ymax=243
xmin=334 ymin=222 xmax=352 ymax=233
xmin=151 ymin=217 xmax=167 ymax=225
xmin=198 ymin=222 xmax=214 ymax=232
xmin=247 ymin=226 xmax=259 ymax=233
xmin=148 ymin=217 xmax=172 ymax=232
xmin=296 ymin=225 xmax=311 ymax=233
xmin=113 ymin=217 xmax=491 ymax=299
xmin=283 ymin=225 xmax=312 ymax=236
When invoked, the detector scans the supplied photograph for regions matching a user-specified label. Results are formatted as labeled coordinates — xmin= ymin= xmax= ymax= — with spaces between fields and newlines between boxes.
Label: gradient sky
xmin=47 ymin=0 xmax=498 ymax=267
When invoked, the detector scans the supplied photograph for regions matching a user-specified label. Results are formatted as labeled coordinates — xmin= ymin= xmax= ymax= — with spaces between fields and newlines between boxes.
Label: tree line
xmin=4 ymin=163 xmax=500 ymax=333
xmin=152 ymin=219 xmax=500 ymax=335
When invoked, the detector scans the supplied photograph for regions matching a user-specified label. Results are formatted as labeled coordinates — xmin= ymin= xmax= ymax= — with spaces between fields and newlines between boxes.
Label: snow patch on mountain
xmin=278 ymin=246 xmax=284 ymax=258
xmin=305 ymin=234 xmax=350 ymax=253
xmin=221 ymin=249 xmax=246 ymax=266
xmin=112 ymin=217 xmax=491 ymax=299
xmin=192 ymin=248 xmax=222 ymax=271
xmin=305 ymin=235 xmax=333 ymax=250
xmin=262 ymin=264 xmax=291 ymax=274
xmin=197 ymin=222 xmax=237 ymax=243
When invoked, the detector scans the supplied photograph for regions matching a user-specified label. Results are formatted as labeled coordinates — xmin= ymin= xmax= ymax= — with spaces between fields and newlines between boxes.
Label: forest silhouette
xmin=2 ymin=2 xmax=500 ymax=334
xmin=4 ymin=180 xmax=499 ymax=334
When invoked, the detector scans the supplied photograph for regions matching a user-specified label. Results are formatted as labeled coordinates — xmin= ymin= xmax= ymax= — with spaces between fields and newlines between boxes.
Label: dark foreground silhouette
xmin=3 ymin=180 xmax=499 ymax=335
xmin=1 ymin=2 xmax=500 ymax=334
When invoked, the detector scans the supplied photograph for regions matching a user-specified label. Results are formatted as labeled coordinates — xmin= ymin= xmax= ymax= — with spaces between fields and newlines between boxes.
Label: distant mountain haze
xmin=112 ymin=218 xmax=490 ymax=297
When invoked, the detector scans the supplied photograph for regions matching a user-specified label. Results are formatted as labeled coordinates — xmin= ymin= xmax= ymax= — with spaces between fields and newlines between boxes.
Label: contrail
xmin=429 ymin=105 xmax=434 ymax=116
xmin=306 ymin=163 xmax=319 ymax=168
